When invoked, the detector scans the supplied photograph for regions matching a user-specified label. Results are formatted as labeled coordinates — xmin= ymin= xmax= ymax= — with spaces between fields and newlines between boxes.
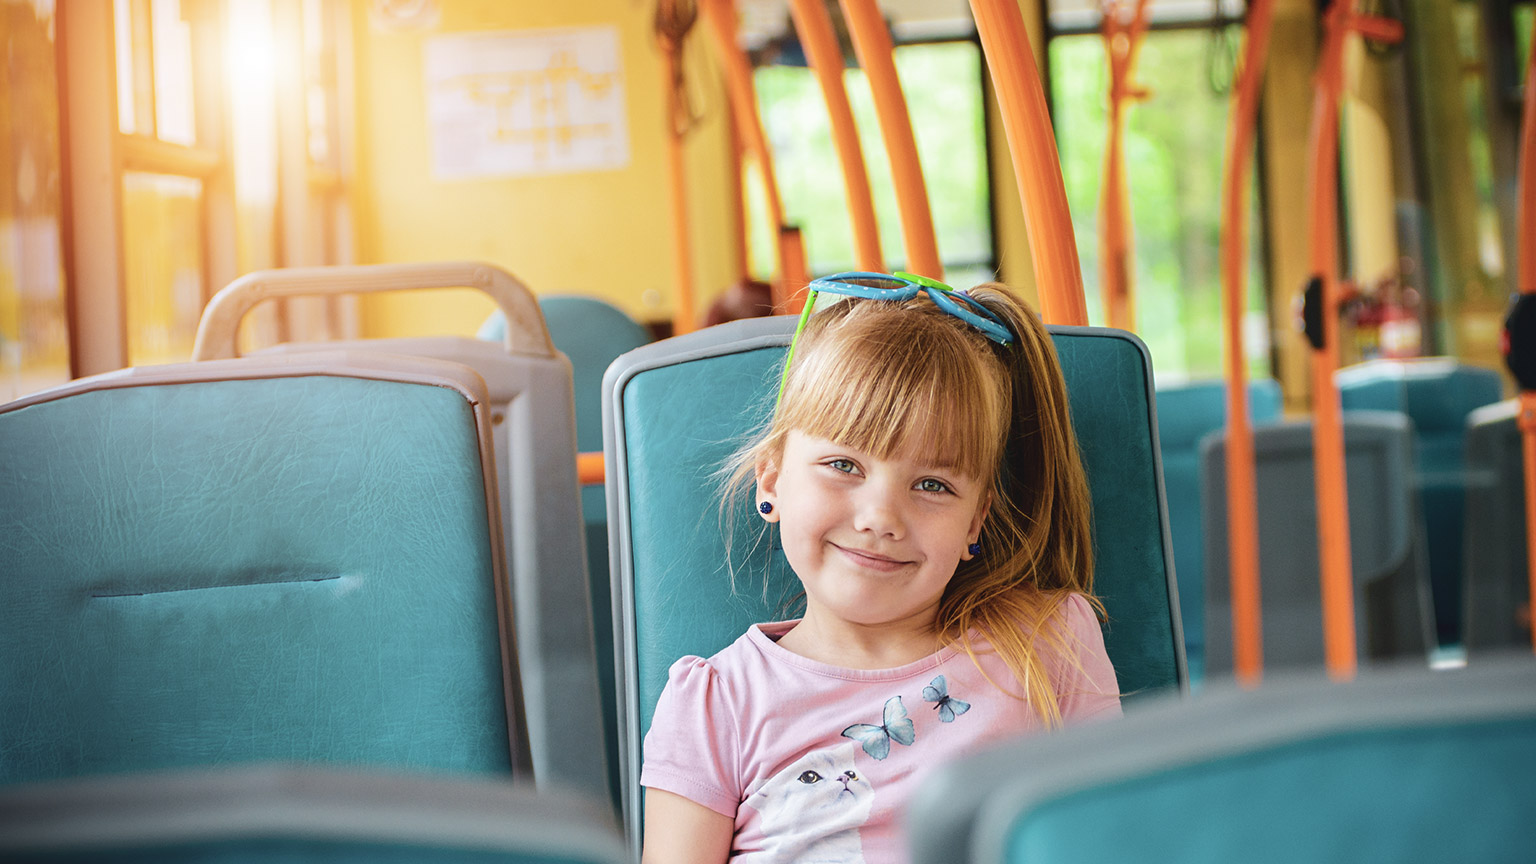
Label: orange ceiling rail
xmin=787 ymin=0 xmax=885 ymax=273
xmin=1305 ymin=0 xmax=1402 ymax=681
xmin=699 ymin=0 xmax=801 ymax=308
xmin=1516 ymin=11 xmax=1536 ymax=655
xmin=657 ymin=0 xmax=699 ymax=336
xmin=968 ymin=0 xmax=1089 ymax=326
xmin=1098 ymin=0 xmax=1151 ymax=332
xmin=1218 ymin=0 xmax=1276 ymax=688
xmin=841 ymin=0 xmax=943 ymax=278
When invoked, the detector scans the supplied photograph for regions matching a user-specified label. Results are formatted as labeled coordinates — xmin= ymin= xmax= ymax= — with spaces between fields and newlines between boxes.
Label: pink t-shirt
xmin=641 ymin=592 xmax=1121 ymax=863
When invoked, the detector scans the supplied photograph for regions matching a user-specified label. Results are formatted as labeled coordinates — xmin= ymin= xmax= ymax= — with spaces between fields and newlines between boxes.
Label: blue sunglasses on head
xmin=777 ymin=271 xmax=1014 ymax=403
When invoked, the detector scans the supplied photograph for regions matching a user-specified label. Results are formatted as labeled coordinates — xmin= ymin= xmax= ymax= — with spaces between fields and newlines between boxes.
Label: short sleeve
xmin=640 ymin=656 xmax=743 ymax=818
xmin=1054 ymin=593 xmax=1123 ymax=723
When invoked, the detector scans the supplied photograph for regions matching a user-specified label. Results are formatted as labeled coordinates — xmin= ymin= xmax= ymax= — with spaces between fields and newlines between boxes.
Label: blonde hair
xmin=727 ymin=284 xmax=1100 ymax=727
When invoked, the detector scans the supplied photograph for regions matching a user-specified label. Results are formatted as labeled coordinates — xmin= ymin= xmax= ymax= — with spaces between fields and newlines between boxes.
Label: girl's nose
xmin=851 ymin=485 xmax=905 ymax=538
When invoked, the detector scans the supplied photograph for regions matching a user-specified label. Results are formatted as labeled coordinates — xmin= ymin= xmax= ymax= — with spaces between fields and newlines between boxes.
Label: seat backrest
xmin=1154 ymin=379 xmax=1282 ymax=678
xmin=0 ymin=764 xmax=626 ymax=864
xmin=233 ymin=265 xmax=607 ymax=804
xmin=910 ymin=657 xmax=1536 ymax=864
xmin=604 ymin=316 xmax=1185 ymax=847
xmin=1337 ymin=358 xmax=1506 ymax=648
xmin=1463 ymin=399 xmax=1528 ymax=651
xmin=1336 ymin=359 xmax=1504 ymax=474
xmin=0 ymin=353 xmax=527 ymax=784
xmin=1201 ymin=412 xmax=1431 ymax=675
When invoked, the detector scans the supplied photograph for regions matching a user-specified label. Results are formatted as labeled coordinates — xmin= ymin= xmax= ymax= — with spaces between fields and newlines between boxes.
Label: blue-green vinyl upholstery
xmin=0 ymin=764 xmax=626 ymax=864
xmin=603 ymin=317 xmax=1184 ymax=847
xmin=0 ymin=356 xmax=523 ymax=784
xmin=1154 ymin=379 xmax=1282 ymax=679
xmin=1336 ymin=359 xmax=1505 ymax=646
xmin=910 ymin=658 xmax=1536 ymax=864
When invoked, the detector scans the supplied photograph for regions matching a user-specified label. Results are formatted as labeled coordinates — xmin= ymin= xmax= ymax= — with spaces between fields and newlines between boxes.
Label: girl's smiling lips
xmin=830 ymin=542 xmax=911 ymax=572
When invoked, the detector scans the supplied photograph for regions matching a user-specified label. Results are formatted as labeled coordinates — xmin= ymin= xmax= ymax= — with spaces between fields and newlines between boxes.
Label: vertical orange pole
xmin=661 ymin=35 xmax=696 ymax=336
xmin=1098 ymin=0 xmax=1150 ymax=332
xmin=840 ymin=0 xmax=943 ymax=278
xmin=787 ymin=0 xmax=885 ymax=273
xmin=727 ymin=114 xmax=750 ymax=283
xmin=1219 ymin=0 xmax=1276 ymax=687
xmin=1305 ymin=1 xmax=1356 ymax=680
xmin=1516 ymin=11 xmax=1536 ymax=654
xmin=968 ymin=0 xmax=1089 ymax=326
xmin=699 ymin=0 xmax=795 ymax=307
xmin=1305 ymin=2 xmax=1402 ymax=680
xmin=780 ymin=226 xmax=810 ymax=314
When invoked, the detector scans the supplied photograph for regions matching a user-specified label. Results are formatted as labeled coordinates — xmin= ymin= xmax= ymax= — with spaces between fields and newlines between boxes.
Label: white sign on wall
xmin=425 ymin=26 xmax=629 ymax=179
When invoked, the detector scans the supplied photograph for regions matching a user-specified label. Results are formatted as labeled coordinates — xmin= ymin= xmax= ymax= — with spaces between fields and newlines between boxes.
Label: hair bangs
xmin=776 ymin=300 xmax=1009 ymax=483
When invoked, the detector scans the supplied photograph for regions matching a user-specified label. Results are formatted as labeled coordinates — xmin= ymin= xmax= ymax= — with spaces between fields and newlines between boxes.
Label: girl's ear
xmin=755 ymin=454 xmax=782 ymax=523
xmin=963 ymin=491 xmax=992 ymax=558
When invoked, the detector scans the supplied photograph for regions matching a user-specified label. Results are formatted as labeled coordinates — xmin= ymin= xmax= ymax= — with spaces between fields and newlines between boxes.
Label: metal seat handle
xmin=192 ymin=261 xmax=556 ymax=361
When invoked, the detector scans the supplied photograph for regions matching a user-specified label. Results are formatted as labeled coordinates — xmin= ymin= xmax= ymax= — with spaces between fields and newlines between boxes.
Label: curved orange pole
xmin=840 ymin=0 xmax=943 ymax=278
xmin=1517 ymin=11 xmax=1536 ymax=654
xmin=1099 ymin=0 xmax=1151 ymax=332
xmin=787 ymin=0 xmax=885 ymax=273
xmin=699 ymin=0 xmax=796 ymax=307
xmin=968 ymin=0 xmax=1088 ymax=326
xmin=1306 ymin=1 xmax=1403 ymax=680
xmin=1219 ymin=0 xmax=1276 ymax=687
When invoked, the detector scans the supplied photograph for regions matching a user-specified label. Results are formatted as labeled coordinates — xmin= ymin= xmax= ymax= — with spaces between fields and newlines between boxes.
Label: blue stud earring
xmin=968 ymin=542 xmax=982 ymax=556
xmin=759 ymin=501 xmax=774 ymax=515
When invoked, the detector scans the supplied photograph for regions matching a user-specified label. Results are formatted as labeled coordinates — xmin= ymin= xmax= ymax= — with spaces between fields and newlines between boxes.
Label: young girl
xmin=640 ymin=274 xmax=1121 ymax=864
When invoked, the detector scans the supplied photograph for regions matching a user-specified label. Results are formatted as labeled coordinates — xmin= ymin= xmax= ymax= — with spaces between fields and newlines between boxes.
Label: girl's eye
xmin=917 ymin=478 xmax=952 ymax=494
xmin=827 ymin=458 xmax=857 ymax=474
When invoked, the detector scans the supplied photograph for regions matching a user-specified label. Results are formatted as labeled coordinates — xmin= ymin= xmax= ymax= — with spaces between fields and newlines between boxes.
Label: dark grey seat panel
xmin=1201 ymin=412 xmax=1434 ymax=676
xmin=1463 ymin=400 xmax=1528 ymax=651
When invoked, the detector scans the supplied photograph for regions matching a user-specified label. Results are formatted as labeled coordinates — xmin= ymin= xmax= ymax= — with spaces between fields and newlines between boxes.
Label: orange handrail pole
xmin=727 ymin=112 xmax=751 ymax=282
xmin=787 ymin=0 xmax=885 ymax=273
xmin=968 ymin=0 xmax=1089 ymax=326
xmin=1098 ymin=0 xmax=1151 ymax=332
xmin=577 ymin=452 xmax=605 ymax=486
xmin=840 ymin=0 xmax=943 ymax=278
xmin=1304 ymin=1 xmax=1403 ymax=680
xmin=1219 ymin=0 xmax=1276 ymax=687
xmin=658 ymin=3 xmax=697 ymax=336
xmin=781 ymin=225 xmax=811 ymax=313
xmin=699 ymin=0 xmax=796 ymax=307
xmin=1516 ymin=10 xmax=1536 ymax=655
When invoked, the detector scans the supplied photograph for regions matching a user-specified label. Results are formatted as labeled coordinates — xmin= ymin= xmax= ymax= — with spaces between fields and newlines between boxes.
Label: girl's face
xmin=756 ymin=430 xmax=990 ymax=632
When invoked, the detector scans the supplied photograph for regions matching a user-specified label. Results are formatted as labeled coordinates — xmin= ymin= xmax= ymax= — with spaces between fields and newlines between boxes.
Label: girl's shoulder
xmin=659 ymin=622 xmax=794 ymax=702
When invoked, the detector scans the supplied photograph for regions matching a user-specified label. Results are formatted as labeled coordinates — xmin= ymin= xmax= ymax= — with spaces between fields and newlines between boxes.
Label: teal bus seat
xmin=1463 ymin=400 xmax=1528 ymax=652
xmin=0 ymin=352 xmax=529 ymax=785
xmin=1154 ymin=378 xmax=1282 ymax=679
xmin=197 ymin=263 xmax=608 ymax=804
xmin=0 ymin=764 xmax=626 ymax=864
xmin=1200 ymin=412 xmax=1435 ymax=676
xmin=603 ymin=316 xmax=1185 ymax=849
xmin=911 ymin=656 xmax=1536 ymax=864
xmin=1337 ymin=359 xmax=1505 ymax=646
